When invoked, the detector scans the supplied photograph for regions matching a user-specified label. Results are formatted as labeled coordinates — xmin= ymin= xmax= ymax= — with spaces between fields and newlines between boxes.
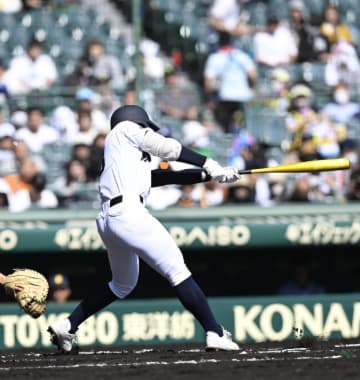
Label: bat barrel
xmin=238 ymin=158 xmax=350 ymax=175
xmin=303 ymin=158 xmax=350 ymax=172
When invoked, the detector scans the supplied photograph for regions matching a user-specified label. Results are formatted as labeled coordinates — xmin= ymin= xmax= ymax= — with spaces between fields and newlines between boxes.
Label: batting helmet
xmin=110 ymin=105 xmax=160 ymax=131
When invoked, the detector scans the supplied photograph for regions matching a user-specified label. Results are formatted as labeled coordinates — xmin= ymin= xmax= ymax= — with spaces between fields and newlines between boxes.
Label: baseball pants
xmin=96 ymin=199 xmax=192 ymax=299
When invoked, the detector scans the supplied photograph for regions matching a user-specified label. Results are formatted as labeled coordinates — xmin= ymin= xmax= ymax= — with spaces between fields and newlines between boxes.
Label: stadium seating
xmin=244 ymin=105 xmax=288 ymax=147
xmin=41 ymin=142 xmax=72 ymax=185
xmin=0 ymin=5 xmax=126 ymax=83
xmin=347 ymin=119 xmax=360 ymax=141
xmin=0 ymin=0 xmax=358 ymax=211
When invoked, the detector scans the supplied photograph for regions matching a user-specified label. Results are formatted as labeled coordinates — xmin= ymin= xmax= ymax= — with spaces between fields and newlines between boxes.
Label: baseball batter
xmin=49 ymin=105 xmax=240 ymax=351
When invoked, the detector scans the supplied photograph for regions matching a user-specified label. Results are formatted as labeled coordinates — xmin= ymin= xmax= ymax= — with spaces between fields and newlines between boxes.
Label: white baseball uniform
xmin=48 ymin=110 xmax=241 ymax=353
xmin=96 ymin=121 xmax=192 ymax=298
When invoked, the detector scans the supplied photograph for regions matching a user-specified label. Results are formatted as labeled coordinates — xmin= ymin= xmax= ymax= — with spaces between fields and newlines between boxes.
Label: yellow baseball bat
xmin=237 ymin=158 xmax=350 ymax=175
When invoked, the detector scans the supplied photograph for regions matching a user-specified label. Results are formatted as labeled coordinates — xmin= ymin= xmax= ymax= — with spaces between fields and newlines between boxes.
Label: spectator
xmin=324 ymin=40 xmax=360 ymax=88
xmin=204 ymin=31 xmax=256 ymax=133
xmin=278 ymin=262 xmax=325 ymax=295
xmin=10 ymin=109 xmax=28 ymax=130
xmin=228 ymin=129 xmax=257 ymax=169
xmin=320 ymin=4 xmax=353 ymax=47
xmin=16 ymin=107 xmax=59 ymax=154
xmin=51 ymin=158 xmax=88 ymax=207
xmin=122 ymin=88 xmax=137 ymax=106
xmin=50 ymin=105 xmax=78 ymax=143
xmin=253 ymin=173 xmax=273 ymax=207
xmin=227 ymin=173 xmax=272 ymax=206
xmin=7 ymin=38 xmax=58 ymax=94
xmin=141 ymin=37 xmax=166 ymax=80
xmin=72 ymin=110 xmax=98 ymax=146
xmin=51 ymin=88 xmax=109 ymax=142
xmin=63 ymin=58 xmax=92 ymax=87
xmin=0 ymin=122 xmax=16 ymax=175
xmin=78 ymin=39 xmax=125 ymax=89
xmin=182 ymin=106 xmax=212 ymax=154
xmin=208 ymin=0 xmax=255 ymax=37
xmin=12 ymin=139 xmax=42 ymax=169
xmin=0 ymin=60 xmax=13 ymax=100
xmin=0 ymin=192 xmax=8 ymax=208
xmin=26 ymin=172 xmax=58 ymax=210
xmin=322 ymin=83 xmax=360 ymax=124
xmin=267 ymin=172 xmax=287 ymax=203
xmin=48 ymin=274 xmax=72 ymax=303
xmin=0 ymin=0 xmax=22 ymax=12
xmin=192 ymin=180 xmax=227 ymax=208
xmin=177 ymin=184 xmax=199 ymax=208
xmin=254 ymin=14 xmax=298 ymax=67
xmin=170 ymin=47 xmax=183 ymax=71
xmin=226 ymin=175 xmax=254 ymax=203
xmin=75 ymin=87 xmax=108 ymax=132
xmin=341 ymin=138 xmax=359 ymax=166
xmin=266 ymin=68 xmax=291 ymax=113
xmin=348 ymin=166 xmax=360 ymax=201
xmin=288 ymin=172 xmax=339 ymax=203
xmin=22 ymin=0 xmax=44 ymax=10
xmin=157 ymin=66 xmax=200 ymax=120
xmin=288 ymin=173 xmax=312 ymax=202
xmin=87 ymin=132 xmax=106 ymax=181
xmin=0 ymin=157 xmax=38 ymax=211
xmin=0 ymin=157 xmax=37 ymax=190
xmin=286 ymin=84 xmax=340 ymax=161
xmin=72 ymin=143 xmax=91 ymax=167
xmin=287 ymin=0 xmax=328 ymax=63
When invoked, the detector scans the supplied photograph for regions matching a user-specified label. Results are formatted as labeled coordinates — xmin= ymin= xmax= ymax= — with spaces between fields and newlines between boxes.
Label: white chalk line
xmin=80 ymin=350 xmax=129 ymax=355
xmin=0 ymin=354 xmax=345 ymax=371
xmin=0 ymin=344 xmax=344 ymax=359
xmin=0 ymin=346 xmax=338 ymax=365
xmin=334 ymin=343 xmax=360 ymax=348
xmin=231 ymin=355 xmax=342 ymax=362
xmin=257 ymin=348 xmax=310 ymax=354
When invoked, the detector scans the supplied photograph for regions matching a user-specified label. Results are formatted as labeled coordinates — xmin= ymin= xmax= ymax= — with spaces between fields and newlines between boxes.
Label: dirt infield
xmin=1 ymin=339 xmax=360 ymax=380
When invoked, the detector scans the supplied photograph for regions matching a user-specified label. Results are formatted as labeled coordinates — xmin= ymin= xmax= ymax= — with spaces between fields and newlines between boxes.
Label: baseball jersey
xmin=99 ymin=121 xmax=180 ymax=204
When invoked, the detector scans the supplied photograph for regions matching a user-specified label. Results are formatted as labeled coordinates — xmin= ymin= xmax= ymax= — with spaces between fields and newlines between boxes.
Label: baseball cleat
xmin=48 ymin=318 xmax=76 ymax=353
xmin=206 ymin=327 xmax=240 ymax=351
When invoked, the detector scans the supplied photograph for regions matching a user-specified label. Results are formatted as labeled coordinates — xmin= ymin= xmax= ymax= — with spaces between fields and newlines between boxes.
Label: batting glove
xmin=219 ymin=167 xmax=241 ymax=183
xmin=203 ymin=158 xmax=241 ymax=183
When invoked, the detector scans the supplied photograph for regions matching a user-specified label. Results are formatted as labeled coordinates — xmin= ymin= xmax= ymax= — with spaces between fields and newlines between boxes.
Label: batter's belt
xmin=110 ymin=195 xmax=144 ymax=207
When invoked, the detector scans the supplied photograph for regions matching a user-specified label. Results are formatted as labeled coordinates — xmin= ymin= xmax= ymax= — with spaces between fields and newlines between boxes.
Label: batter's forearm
xmin=151 ymin=169 xmax=210 ymax=187
xmin=177 ymin=146 xmax=207 ymax=167
xmin=0 ymin=273 xmax=6 ymax=285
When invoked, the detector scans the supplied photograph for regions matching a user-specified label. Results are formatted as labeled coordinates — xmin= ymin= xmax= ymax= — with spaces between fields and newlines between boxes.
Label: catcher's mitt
xmin=4 ymin=269 xmax=49 ymax=318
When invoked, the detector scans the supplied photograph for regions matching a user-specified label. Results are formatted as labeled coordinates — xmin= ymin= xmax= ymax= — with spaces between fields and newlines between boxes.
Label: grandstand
xmin=0 ymin=0 xmax=358 ymax=209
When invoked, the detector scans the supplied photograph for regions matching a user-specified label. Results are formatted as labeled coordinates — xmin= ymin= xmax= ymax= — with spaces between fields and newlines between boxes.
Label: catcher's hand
xmin=4 ymin=269 xmax=49 ymax=318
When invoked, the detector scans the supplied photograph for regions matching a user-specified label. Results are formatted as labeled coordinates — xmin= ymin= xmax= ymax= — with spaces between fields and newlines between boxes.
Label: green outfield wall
xmin=1 ymin=294 xmax=360 ymax=349
xmin=0 ymin=204 xmax=359 ymax=253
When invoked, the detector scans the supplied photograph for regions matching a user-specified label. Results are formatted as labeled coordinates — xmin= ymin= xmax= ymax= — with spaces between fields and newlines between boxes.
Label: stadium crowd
xmin=0 ymin=0 xmax=359 ymax=211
